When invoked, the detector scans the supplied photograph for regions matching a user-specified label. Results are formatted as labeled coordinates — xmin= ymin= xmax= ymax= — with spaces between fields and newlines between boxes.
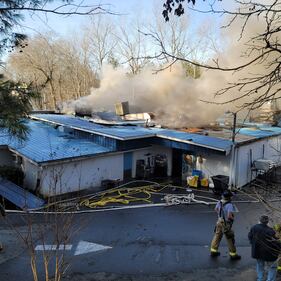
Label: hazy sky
xmin=19 ymin=0 xmax=224 ymax=37
xmin=19 ymin=1 xmax=155 ymax=36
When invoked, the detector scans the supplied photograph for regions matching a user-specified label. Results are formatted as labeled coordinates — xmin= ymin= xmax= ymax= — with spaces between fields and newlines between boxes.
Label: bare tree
xmin=83 ymin=15 xmax=117 ymax=75
xmin=160 ymin=0 xmax=281 ymax=109
xmin=115 ymin=19 xmax=150 ymax=75
xmin=0 ymin=1 xmax=116 ymax=60
xmin=146 ymin=11 xmax=202 ymax=77
xmin=0 ymin=0 xmax=115 ymax=139
xmin=6 ymin=34 xmax=99 ymax=110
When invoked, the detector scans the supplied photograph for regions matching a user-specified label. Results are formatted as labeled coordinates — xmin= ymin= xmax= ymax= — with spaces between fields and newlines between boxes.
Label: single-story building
xmin=0 ymin=113 xmax=280 ymax=197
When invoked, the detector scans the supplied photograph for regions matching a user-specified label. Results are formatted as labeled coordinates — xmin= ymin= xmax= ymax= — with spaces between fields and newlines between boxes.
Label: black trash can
xmin=211 ymin=175 xmax=229 ymax=195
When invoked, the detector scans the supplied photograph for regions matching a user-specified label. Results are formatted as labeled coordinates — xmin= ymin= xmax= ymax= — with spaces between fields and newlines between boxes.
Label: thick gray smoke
xmin=64 ymin=3 xmax=276 ymax=128
xmin=69 ymin=64 xmax=227 ymax=128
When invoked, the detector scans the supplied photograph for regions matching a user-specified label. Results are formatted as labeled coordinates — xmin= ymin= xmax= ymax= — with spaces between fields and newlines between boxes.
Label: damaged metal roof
xmin=30 ymin=114 xmax=234 ymax=153
xmin=0 ymin=121 xmax=114 ymax=164
xmin=27 ymin=114 xmax=281 ymax=155
xmin=31 ymin=114 xmax=161 ymax=140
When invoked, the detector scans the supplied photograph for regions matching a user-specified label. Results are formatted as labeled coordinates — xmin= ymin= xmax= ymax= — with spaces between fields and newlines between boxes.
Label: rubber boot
xmin=210 ymin=251 xmax=220 ymax=257
xmin=230 ymin=254 xmax=241 ymax=260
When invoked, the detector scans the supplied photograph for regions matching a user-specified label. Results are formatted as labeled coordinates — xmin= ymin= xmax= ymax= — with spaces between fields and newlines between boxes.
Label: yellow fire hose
xmin=79 ymin=184 xmax=167 ymax=208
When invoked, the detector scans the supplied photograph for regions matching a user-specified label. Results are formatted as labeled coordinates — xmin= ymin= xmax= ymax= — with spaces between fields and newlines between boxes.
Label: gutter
xmin=156 ymin=134 xmax=231 ymax=154
xmin=38 ymin=150 xmax=123 ymax=166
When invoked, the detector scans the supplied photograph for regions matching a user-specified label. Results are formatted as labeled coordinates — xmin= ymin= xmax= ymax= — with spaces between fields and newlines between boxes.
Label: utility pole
xmin=232 ymin=112 xmax=237 ymax=143
xmin=225 ymin=111 xmax=238 ymax=190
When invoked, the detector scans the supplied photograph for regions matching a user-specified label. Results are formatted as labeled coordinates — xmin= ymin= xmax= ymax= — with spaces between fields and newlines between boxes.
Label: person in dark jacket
xmin=248 ymin=215 xmax=281 ymax=281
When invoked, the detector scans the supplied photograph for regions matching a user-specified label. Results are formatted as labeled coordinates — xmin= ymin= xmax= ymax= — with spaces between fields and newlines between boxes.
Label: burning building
xmin=0 ymin=111 xmax=280 ymax=200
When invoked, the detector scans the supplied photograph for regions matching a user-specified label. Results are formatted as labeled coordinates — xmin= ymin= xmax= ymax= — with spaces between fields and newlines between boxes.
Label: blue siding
xmin=30 ymin=114 xmax=233 ymax=152
xmin=157 ymin=130 xmax=233 ymax=152
xmin=152 ymin=138 xmax=227 ymax=155
xmin=117 ymin=138 xmax=153 ymax=151
xmin=124 ymin=152 xmax=133 ymax=179
xmin=73 ymin=130 xmax=117 ymax=150
xmin=124 ymin=152 xmax=133 ymax=170
xmin=32 ymin=114 xmax=159 ymax=140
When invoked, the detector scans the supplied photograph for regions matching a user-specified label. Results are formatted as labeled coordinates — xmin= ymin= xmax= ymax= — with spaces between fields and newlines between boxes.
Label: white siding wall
xmin=196 ymin=152 xmax=231 ymax=179
xmin=132 ymin=145 xmax=172 ymax=178
xmin=0 ymin=147 xmax=14 ymax=166
xmin=264 ymin=137 xmax=281 ymax=163
xmin=236 ymin=136 xmax=281 ymax=188
xmin=23 ymin=160 xmax=39 ymax=191
xmin=19 ymin=135 xmax=281 ymax=195
xmin=39 ymin=153 xmax=124 ymax=196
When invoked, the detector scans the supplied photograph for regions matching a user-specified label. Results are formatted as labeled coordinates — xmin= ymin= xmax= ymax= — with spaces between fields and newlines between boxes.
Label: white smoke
xmin=66 ymin=64 xmax=229 ymax=128
xmin=64 ymin=4 xmax=276 ymax=128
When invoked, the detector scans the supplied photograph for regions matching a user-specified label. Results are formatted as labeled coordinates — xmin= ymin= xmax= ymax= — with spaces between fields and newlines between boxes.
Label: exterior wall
xmin=39 ymin=153 xmax=124 ymax=196
xmin=23 ymin=159 xmax=40 ymax=191
xmin=235 ymin=136 xmax=281 ymax=188
xmin=22 ymin=135 xmax=281 ymax=196
xmin=196 ymin=152 xmax=231 ymax=180
xmin=132 ymin=145 xmax=172 ymax=178
xmin=0 ymin=147 xmax=14 ymax=166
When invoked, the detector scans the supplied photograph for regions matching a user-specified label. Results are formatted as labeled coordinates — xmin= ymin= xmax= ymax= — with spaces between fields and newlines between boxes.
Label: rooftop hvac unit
xmin=115 ymin=101 xmax=129 ymax=116
xmin=253 ymin=159 xmax=276 ymax=172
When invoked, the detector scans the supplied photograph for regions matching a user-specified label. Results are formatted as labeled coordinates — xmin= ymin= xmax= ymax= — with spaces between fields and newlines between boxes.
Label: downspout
xmin=228 ymin=143 xmax=236 ymax=190
xmin=229 ymin=112 xmax=237 ymax=190
xmin=35 ymin=165 xmax=43 ymax=195
xmin=234 ymin=146 xmax=239 ymax=188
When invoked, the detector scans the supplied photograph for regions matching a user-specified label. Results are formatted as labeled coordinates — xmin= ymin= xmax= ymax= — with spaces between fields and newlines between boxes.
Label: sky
xmin=19 ymin=1 xmax=153 ymax=36
xmin=18 ymin=0 xmax=224 ymax=38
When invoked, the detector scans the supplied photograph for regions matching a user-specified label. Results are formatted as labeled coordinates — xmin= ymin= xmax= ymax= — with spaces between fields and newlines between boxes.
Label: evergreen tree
xmin=0 ymin=77 xmax=36 ymax=139
xmin=0 ymin=1 xmax=106 ymax=139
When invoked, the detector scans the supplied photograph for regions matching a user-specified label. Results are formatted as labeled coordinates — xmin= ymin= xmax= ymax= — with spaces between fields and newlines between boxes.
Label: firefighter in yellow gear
xmin=273 ymin=223 xmax=281 ymax=272
xmin=210 ymin=190 xmax=241 ymax=260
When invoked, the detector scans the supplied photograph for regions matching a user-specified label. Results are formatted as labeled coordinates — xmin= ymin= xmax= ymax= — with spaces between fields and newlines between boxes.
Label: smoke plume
xmin=64 ymin=3 xmax=277 ymax=128
xmin=65 ymin=64 xmax=230 ymax=128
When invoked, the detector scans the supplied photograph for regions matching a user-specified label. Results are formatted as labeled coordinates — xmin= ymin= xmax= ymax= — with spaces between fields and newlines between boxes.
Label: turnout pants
xmin=210 ymin=219 xmax=237 ymax=256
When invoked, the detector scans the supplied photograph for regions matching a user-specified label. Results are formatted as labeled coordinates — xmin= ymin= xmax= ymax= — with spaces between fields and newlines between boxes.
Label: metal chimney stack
xmin=115 ymin=102 xmax=130 ymax=116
